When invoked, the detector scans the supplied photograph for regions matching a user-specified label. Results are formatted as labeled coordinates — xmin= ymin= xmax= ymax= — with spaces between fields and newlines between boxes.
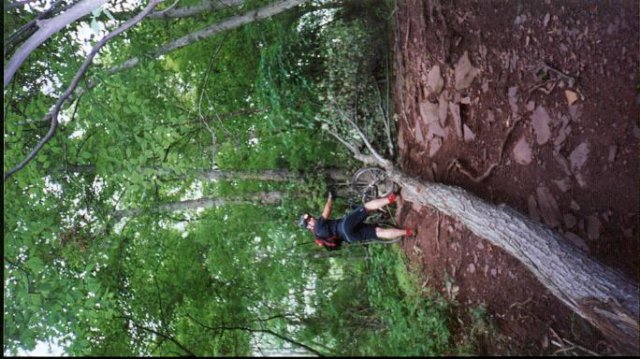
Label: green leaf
xmin=39 ymin=283 xmax=53 ymax=294
xmin=27 ymin=257 xmax=44 ymax=273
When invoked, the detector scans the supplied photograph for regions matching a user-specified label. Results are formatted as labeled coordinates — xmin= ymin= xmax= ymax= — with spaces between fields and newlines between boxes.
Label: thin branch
xmin=152 ymin=0 xmax=180 ymax=17
xmin=331 ymin=99 xmax=391 ymax=169
xmin=197 ymin=36 xmax=228 ymax=162
xmin=4 ymin=0 xmax=164 ymax=182
xmin=4 ymin=0 xmax=41 ymax=11
xmin=186 ymin=314 xmax=324 ymax=356
xmin=325 ymin=128 xmax=358 ymax=156
xmin=153 ymin=274 xmax=167 ymax=327
xmin=118 ymin=315 xmax=197 ymax=356
xmin=373 ymin=77 xmax=393 ymax=157
xmin=107 ymin=0 xmax=308 ymax=75
xmin=13 ymin=0 xmax=305 ymax=128
xmin=148 ymin=0 xmax=244 ymax=19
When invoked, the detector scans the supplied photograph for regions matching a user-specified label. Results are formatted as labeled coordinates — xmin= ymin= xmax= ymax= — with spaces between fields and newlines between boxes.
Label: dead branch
xmin=549 ymin=326 xmax=600 ymax=356
xmin=4 ymin=0 xmax=164 ymax=182
xmin=538 ymin=62 xmax=576 ymax=87
xmin=373 ymin=76 xmax=394 ymax=157
xmin=508 ymin=297 xmax=533 ymax=310
xmin=148 ymin=0 xmax=244 ymax=19
xmin=332 ymin=100 xmax=393 ymax=169
xmin=525 ymin=80 xmax=557 ymax=103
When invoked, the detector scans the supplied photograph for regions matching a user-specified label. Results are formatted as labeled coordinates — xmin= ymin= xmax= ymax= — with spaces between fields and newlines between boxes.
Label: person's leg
xmin=340 ymin=206 xmax=370 ymax=242
xmin=364 ymin=192 xmax=399 ymax=212
xmin=375 ymin=227 xmax=414 ymax=239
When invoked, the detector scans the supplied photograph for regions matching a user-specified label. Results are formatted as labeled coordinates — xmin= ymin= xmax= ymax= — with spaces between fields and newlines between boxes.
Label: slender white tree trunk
xmin=4 ymin=0 xmax=108 ymax=87
xmin=114 ymin=191 xmax=290 ymax=219
xmin=107 ymin=0 xmax=308 ymax=74
xmin=147 ymin=0 xmax=245 ymax=19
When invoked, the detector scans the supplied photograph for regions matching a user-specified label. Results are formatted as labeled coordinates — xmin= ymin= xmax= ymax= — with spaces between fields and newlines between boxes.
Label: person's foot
xmin=387 ymin=189 xmax=402 ymax=204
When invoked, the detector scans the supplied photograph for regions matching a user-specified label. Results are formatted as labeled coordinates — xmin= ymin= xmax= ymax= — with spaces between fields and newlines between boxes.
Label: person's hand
xmin=328 ymin=189 xmax=337 ymax=200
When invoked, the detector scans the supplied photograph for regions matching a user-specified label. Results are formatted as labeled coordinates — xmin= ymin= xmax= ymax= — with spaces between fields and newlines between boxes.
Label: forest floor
xmin=391 ymin=0 xmax=639 ymax=355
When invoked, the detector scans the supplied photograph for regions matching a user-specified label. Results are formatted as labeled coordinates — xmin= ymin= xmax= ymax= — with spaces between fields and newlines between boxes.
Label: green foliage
xmin=4 ymin=0 xmax=471 ymax=356
xmin=303 ymin=245 xmax=452 ymax=356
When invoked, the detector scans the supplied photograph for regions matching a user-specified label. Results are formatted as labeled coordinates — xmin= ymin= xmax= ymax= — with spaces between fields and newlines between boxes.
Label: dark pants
xmin=338 ymin=205 xmax=378 ymax=243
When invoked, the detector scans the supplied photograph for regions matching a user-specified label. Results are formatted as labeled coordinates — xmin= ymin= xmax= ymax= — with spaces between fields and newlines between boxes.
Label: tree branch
xmin=4 ymin=0 xmax=70 ymax=57
xmin=4 ymin=0 xmax=164 ymax=182
xmin=147 ymin=0 xmax=244 ymax=19
xmin=117 ymin=315 xmax=197 ymax=356
xmin=11 ymin=0 xmax=308 ymax=128
xmin=4 ymin=0 xmax=109 ymax=87
xmin=333 ymin=101 xmax=391 ymax=169
xmin=4 ymin=0 xmax=40 ymax=11
xmin=186 ymin=314 xmax=324 ymax=356
xmin=323 ymin=110 xmax=390 ymax=168
xmin=106 ymin=0 xmax=308 ymax=75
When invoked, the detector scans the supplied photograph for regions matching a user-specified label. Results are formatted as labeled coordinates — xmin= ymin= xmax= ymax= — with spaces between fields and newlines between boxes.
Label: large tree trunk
xmin=386 ymin=167 xmax=639 ymax=354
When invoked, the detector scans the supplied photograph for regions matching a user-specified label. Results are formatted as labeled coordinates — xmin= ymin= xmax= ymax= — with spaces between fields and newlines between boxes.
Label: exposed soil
xmin=391 ymin=0 xmax=639 ymax=355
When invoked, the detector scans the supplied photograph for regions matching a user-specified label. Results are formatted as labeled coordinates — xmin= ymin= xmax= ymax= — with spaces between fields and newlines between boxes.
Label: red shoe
xmin=388 ymin=190 xmax=402 ymax=204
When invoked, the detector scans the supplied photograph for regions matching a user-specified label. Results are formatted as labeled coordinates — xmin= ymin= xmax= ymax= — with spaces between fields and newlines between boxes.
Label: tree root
xmin=549 ymin=327 xmax=601 ymax=356
xmin=448 ymin=116 xmax=522 ymax=183
xmin=435 ymin=211 xmax=441 ymax=252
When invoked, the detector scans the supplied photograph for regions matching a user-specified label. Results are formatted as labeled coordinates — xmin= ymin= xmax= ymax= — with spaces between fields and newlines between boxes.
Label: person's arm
xmin=321 ymin=191 xmax=335 ymax=219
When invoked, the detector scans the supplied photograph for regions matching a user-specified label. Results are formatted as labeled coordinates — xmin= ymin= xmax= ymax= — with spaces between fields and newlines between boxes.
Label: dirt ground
xmin=391 ymin=0 xmax=639 ymax=355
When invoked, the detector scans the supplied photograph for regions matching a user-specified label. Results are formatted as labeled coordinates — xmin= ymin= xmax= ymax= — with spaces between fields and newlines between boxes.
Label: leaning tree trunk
xmin=59 ymin=164 xmax=349 ymax=184
xmin=113 ymin=191 xmax=295 ymax=219
xmin=385 ymin=167 xmax=639 ymax=354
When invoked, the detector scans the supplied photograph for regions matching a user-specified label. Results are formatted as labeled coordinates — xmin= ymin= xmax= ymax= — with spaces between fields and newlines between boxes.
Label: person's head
xmin=298 ymin=213 xmax=316 ymax=231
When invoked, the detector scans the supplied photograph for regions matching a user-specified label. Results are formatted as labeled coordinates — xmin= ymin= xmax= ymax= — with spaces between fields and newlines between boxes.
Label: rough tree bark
xmin=329 ymin=125 xmax=639 ymax=354
xmin=388 ymin=168 xmax=639 ymax=354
